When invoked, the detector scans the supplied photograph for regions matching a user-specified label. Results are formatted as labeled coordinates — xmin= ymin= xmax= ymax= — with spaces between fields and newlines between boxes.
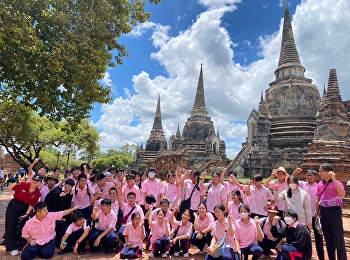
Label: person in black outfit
xmin=270 ymin=209 xmax=312 ymax=260
xmin=44 ymin=179 xmax=75 ymax=248
xmin=45 ymin=179 xmax=75 ymax=212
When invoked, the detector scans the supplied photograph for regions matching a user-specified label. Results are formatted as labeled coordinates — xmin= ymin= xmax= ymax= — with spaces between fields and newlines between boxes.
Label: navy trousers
xmin=21 ymin=239 xmax=55 ymax=260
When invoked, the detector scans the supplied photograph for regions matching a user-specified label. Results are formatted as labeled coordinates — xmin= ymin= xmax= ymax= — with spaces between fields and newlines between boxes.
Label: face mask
xmin=148 ymin=172 xmax=155 ymax=178
xmin=289 ymin=183 xmax=297 ymax=189
xmin=240 ymin=212 xmax=249 ymax=219
xmin=284 ymin=216 xmax=294 ymax=225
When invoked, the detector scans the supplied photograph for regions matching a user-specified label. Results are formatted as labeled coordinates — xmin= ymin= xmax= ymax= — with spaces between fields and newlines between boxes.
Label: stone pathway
xmin=0 ymin=188 xmax=349 ymax=259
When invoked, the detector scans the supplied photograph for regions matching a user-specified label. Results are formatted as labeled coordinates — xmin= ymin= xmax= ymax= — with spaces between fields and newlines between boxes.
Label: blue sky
xmin=91 ymin=0 xmax=350 ymax=159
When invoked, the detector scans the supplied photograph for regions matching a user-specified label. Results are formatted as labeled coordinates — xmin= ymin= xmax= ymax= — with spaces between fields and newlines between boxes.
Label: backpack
xmin=261 ymin=217 xmax=282 ymax=231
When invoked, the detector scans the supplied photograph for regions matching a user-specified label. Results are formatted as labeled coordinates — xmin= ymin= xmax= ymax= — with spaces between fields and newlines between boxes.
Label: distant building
xmin=134 ymin=65 xmax=227 ymax=173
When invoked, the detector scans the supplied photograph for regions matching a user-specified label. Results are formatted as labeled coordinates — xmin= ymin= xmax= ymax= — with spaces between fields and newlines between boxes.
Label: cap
xmin=104 ymin=171 xmax=112 ymax=176
xmin=272 ymin=166 xmax=288 ymax=175
xmin=267 ymin=205 xmax=279 ymax=213
xmin=32 ymin=174 xmax=44 ymax=182
xmin=148 ymin=167 xmax=156 ymax=173
xmin=306 ymin=169 xmax=317 ymax=175
xmin=145 ymin=194 xmax=156 ymax=204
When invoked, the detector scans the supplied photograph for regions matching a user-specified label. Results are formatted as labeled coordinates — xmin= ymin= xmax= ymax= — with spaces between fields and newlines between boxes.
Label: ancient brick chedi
xmin=133 ymin=65 xmax=227 ymax=173
xmin=228 ymin=0 xmax=323 ymax=177
xmin=300 ymin=69 xmax=350 ymax=181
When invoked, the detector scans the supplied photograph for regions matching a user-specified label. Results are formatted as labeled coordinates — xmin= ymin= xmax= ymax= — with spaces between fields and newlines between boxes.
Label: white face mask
xmin=240 ymin=212 xmax=249 ymax=219
xmin=289 ymin=183 xmax=298 ymax=190
xmin=284 ymin=216 xmax=294 ymax=225
xmin=148 ymin=172 xmax=155 ymax=178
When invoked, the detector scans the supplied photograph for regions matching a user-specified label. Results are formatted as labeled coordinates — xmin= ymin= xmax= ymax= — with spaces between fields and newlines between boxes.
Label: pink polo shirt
xmin=244 ymin=185 xmax=274 ymax=216
xmin=234 ymin=218 xmax=259 ymax=248
xmin=196 ymin=212 xmax=215 ymax=231
xmin=149 ymin=220 xmax=171 ymax=249
xmin=204 ymin=183 xmax=227 ymax=213
xmin=94 ymin=209 xmax=118 ymax=231
xmin=224 ymin=181 xmax=241 ymax=201
xmin=299 ymin=181 xmax=318 ymax=215
xmin=211 ymin=218 xmax=236 ymax=249
xmin=121 ymin=202 xmax=145 ymax=226
xmin=316 ymin=180 xmax=344 ymax=207
xmin=152 ymin=208 xmax=172 ymax=221
xmin=40 ymin=185 xmax=54 ymax=202
xmin=182 ymin=179 xmax=202 ymax=210
xmin=93 ymin=182 xmax=115 ymax=200
xmin=22 ymin=211 xmax=63 ymax=245
xmin=122 ymin=184 xmax=141 ymax=203
xmin=72 ymin=184 xmax=95 ymax=209
xmin=65 ymin=219 xmax=89 ymax=234
xmin=161 ymin=183 xmax=180 ymax=205
xmin=142 ymin=179 xmax=161 ymax=207
xmin=172 ymin=220 xmax=193 ymax=238
xmin=123 ymin=222 xmax=144 ymax=248
xmin=94 ymin=199 xmax=119 ymax=215
xmin=267 ymin=180 xmax=288 ymax=211
xmin=228 ymin=201 xmax=243 ymax=222
xmin=138 ymin=181 xmax=145 ymax=206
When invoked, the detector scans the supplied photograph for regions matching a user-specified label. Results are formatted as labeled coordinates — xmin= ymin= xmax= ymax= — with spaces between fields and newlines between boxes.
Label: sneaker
xmin=161 ymin=253 xmax=167 ymax=258
xmin=174 ymin=252 xmax=180 ymax=256
xmin=149 ymin=252 xmax=155 ymax=258
xmin=10 ymin=250 xmax=19 ymax=256
xmin=78 ymin=250 xmax=85 ymax=255
xmin=183 ymin=253 xmax=189 ymax=257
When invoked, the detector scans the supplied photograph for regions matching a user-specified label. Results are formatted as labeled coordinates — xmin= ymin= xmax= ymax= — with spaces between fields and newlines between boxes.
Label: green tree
xmin=0 ymin=0 xmax=161 ymax=123
xmin=0 ymin=101 xmax=100 ymax=170
xmin=119 ymin=143 xmax=138 ymax=157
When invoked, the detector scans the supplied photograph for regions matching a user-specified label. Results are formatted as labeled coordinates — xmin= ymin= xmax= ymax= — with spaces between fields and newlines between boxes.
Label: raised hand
xmin=33 ymin=158 xmax=40 ymax=164
xmin=254 ymin=216 xmax=260 ymax=223
xmin=272 ymin=216 xmax=281 ymax=225
xmin=227 ymin=212 xmax=233 ymax=222
xmin=92 ymin=206 xmax=99 ymax=215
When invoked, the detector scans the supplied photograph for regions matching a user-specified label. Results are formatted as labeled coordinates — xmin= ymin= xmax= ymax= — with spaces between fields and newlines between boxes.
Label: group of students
xmin=3 ymin=160 xmax=347 ymax=260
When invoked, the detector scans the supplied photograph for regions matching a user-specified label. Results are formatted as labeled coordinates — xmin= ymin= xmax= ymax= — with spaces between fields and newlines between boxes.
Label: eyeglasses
xmin=32 ymin=179 xmax=41 ymax=182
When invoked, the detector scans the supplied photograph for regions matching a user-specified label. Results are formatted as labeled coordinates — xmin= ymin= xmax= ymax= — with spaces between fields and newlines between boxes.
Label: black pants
xmin=5 ymin=199 xmax=29 ymax=252
xmin=312 ymin=216 xmax=324 ymax=260
xmin=58 ymin=229 xmax=88 ymax=252
xmin=320 ymin=206 xmax=346 ymax=260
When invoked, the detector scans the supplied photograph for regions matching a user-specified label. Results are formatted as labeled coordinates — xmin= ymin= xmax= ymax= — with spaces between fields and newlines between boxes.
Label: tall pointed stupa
xmin=301 ymin=68 xmax=350 ymax=181
xmin=182 ymin=64 xmax=215 ymax=141
xmin=145 ymin=94 xmax=167 ymax=151
xmin=228 ymin=0 xmax=322 ymax=176
xmin=168 ymin=64 xmax=227 ymax=165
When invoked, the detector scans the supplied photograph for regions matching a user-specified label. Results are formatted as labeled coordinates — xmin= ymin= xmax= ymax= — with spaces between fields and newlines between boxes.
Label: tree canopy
xmin=0 ymin=101 xmax=100 ymax=170
xmin=0 ymin=0 xmax=161 ymax=123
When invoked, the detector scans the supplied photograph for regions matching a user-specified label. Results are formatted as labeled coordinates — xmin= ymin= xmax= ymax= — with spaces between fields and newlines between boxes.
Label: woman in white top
xmin=273 ymin=176 xmax=312 ymax=230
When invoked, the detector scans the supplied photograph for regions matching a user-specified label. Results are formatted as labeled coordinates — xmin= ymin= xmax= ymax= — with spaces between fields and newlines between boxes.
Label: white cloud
xmin=198 ymin=0 xmax=241 ymax=9
xmin=128 ymin=22 xmax=157 ymax=37
xmin=94 ymin=0 xmax=350 ymax=160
